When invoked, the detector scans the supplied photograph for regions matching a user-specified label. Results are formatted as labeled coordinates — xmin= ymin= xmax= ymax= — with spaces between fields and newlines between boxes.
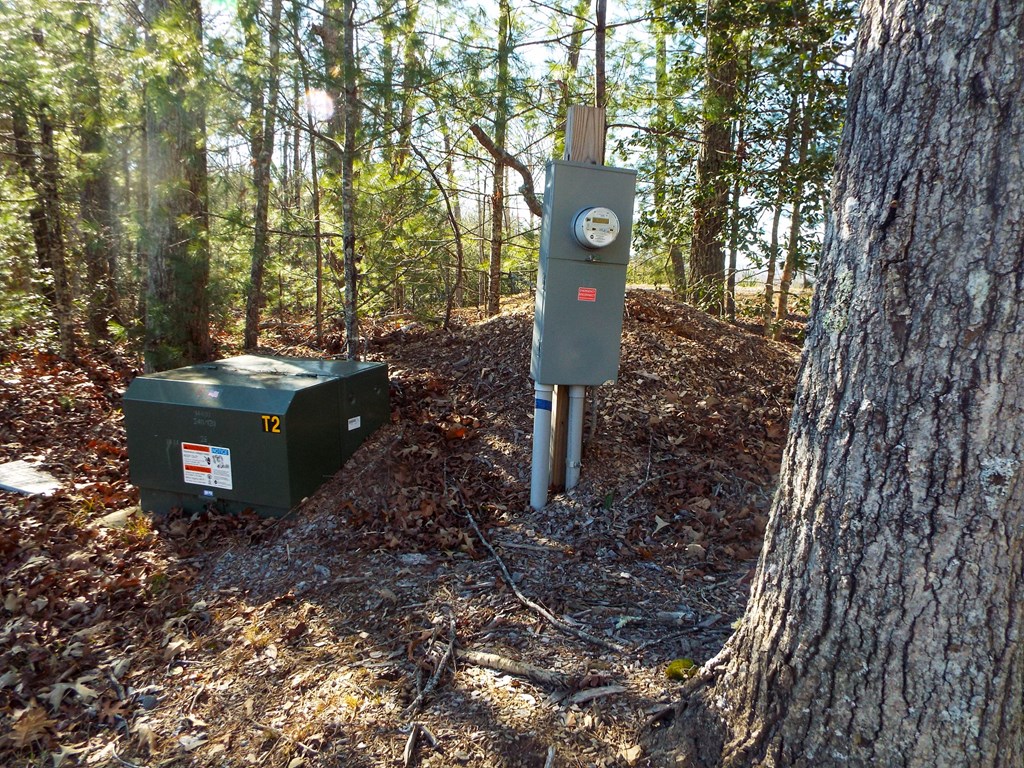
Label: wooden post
xmin=549 ymin=105 xmax=605 ymax=490
xmin=549 ymin=388 xmax=570 ymax=491
xmin=564 ymin=106 xmax=605 ymax=165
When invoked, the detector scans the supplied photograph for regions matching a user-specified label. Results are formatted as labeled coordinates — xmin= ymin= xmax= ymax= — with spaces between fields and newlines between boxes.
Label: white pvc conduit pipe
xmin=565 ymin=385 xmax=586 ymax=490
xmin=530 ymin=382 xmax=554 ymax=509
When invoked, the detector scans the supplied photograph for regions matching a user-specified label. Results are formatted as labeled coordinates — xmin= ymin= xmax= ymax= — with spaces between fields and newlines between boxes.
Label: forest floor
xmin=1 ymin=289 xmax=802 ymax=768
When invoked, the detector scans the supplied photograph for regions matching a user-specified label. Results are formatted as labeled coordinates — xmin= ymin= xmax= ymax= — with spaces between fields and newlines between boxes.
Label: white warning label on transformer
xmin=182 ymin=442 xmax=233 ymax=490
xmin=347 ymin=416 xmax=361 ymax=431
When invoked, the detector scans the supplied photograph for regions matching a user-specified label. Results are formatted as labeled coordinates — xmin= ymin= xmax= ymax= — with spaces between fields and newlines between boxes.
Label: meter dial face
xmin=573 ymin=207 xmax=620 ymax=249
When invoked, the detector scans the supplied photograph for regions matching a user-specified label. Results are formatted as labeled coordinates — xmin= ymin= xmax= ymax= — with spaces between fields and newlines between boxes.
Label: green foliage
xmin=0 ymin=0 xmax=856 ymax=348
xmin=626 ymin=0 xmax=857 ymax=296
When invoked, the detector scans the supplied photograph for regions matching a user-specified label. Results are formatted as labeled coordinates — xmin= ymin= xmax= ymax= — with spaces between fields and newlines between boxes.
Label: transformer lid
xmin=124 ymin=355 xmax=386 ymax=410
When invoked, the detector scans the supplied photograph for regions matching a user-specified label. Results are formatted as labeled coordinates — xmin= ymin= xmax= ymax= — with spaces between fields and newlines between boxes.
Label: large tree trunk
xmin=646 ymin=2 xmax=1024 ymax=766
xmin=142 ymin=0 xmax=211 ymax=372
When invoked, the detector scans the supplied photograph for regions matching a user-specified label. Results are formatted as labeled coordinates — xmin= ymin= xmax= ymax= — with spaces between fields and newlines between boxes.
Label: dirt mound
xmin=303 ymin=289 xmax=797 ymax=569
xmin=0 ymin=289 xmax=800 ymax=767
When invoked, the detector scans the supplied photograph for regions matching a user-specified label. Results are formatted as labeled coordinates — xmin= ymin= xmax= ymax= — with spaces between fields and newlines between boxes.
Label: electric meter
xmin=573 ymin=206 xmax=620 ymax=249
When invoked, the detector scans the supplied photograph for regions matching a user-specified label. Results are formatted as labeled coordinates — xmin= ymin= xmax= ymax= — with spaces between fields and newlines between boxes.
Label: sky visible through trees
xmin=0 ymin=0 xmax=856 ymax=358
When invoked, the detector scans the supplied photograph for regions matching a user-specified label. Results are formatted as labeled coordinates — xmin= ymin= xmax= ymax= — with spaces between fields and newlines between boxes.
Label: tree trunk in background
xmin=763 ymin=88 xmax=798 ymax=334
xmin=553 ymin=0 xmax=589 ymax=160
xmin=394 ymin=0 xmax=420 ymax=170
xmin=310 ymin=130 xmax=324 ymax=345
xmin=486 ymin=0 xmax=511 ymax=316
xmin=652 ymin=0 xmax=684 ymax=295
xmin=440 ymin=116 xmax=464 ymax=310
xmin=292 ymin=75 xmax=302 ymax=211
xmin=687 ymin=0 xmax=737 ymax=313
xmin=37 ymin=104 xmax=74 ymax=359
xmin=11 ymin=31 xmax=75 ymax=358
xmin=11 ymin=107 xmax=53 ymax=295
xmin=135 ymin=105 xmax=150 ymax=324
xmin=340 ymin=0 xmax=359 ymax=358
xmin=244 ymin=0 xmax=284 ymax=350
xmin=291 ymin=1 xmax=324 ymax=345
xmin=76 ymin=11 xmax=118 ymax=342
xmin=669 ymin=244 xmax=685 ymax=294
xmin=646 ymin=2 xmax=1024 ymax=765
xmin=725 ymin=49 xmax=750 ymax=321
xmin=594 ymin=0 xmax=606 ymax=108
xmin=302 ymin=86 xmax=325 ymax=349
xmin=725 ymin=117 xmax=743 ymax=321
xmin=772 ymin=44 xmax=818 ymax=341
xmin=142 ymin=0 xmax=211 ymax=372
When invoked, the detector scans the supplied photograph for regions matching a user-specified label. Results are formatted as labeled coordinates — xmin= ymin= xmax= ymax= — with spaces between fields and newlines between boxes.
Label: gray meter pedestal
xmin=531 ymin=160 xmax=637 ymax=385
xmin=123 ymin=355 xmax=389 ymax=517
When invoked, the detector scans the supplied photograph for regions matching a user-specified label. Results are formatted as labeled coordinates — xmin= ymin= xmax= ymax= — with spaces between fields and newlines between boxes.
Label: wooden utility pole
xmin=550 ymin=105 xmax=605 ymax=490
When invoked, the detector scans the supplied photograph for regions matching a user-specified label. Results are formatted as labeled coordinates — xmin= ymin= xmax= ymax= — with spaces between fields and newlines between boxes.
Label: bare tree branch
xmin=469 ymin=123 xmax=543 ymax=217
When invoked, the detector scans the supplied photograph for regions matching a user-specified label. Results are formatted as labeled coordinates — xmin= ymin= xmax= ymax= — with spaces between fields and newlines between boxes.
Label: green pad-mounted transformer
xmin=123 ymin=355 xmax=389 ymax=517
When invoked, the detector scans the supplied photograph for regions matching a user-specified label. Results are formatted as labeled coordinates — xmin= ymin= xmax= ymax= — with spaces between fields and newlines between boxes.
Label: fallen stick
xmin=403 ymin=724 xmax=419 ymax=768
xmin=460 ymin=504 xmax=629 ymax=654
xmin=405 ymin=617 xmax=457 ymax=717
xmin=567 ymin=684 xmax=627 ymax=706
xmin=456 ymin=648 xmax=570 ymax=690
xmin=633 ymin=630 xmax=691 ymax=653
xmin=617 ymin=469 xmax=688 ymax=507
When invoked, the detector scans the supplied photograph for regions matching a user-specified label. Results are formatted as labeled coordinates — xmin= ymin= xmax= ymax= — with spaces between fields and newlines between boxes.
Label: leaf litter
xmin=0 ymin=289 xmax=798 ymax=766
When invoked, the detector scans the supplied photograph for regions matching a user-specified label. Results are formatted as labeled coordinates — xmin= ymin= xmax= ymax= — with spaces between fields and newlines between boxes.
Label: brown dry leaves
xmin=0 ymin=290 xmax=800 ymax=766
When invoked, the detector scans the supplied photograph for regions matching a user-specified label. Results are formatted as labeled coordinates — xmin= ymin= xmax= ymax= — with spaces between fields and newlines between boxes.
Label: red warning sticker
xmin=578 ymin=287 xmax=597 ymax=302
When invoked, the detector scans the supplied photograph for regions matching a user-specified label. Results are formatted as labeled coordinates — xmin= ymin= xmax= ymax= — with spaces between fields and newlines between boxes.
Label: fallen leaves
xmin=47 ymin=675 xmax=101 ymax=710
xmin=0 ymin=289 xmax=801 ymax=766
xmin=5 ymin=701 xmax=55 ymax=749
xmin=0 ymin=339 xmax=194 ymax=766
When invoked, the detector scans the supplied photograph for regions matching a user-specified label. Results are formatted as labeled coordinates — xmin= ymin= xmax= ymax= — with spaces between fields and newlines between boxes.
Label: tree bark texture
xmin=647 ymin=2 xmax=1024 ymax=766
xmin=142 ymin=0 xmax=211 ymax=371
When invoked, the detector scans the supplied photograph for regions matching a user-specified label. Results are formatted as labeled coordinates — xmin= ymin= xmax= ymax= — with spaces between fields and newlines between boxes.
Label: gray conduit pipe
xmin=530 ymin=382 xmax=554 ymax=509
xmin=565 ymin=385 xmax=586 ymax=490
